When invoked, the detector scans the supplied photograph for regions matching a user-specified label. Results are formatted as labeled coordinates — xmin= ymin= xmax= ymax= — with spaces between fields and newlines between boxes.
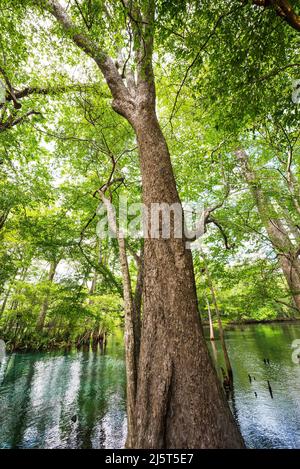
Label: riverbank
xmin=228 ymin=317 xmax=300 ymax=325
xmin=2 ymin=317 xmax=300 ymax=352
xmin=202 ymin=317 xmax=300 ymax=328
xmin=226 ymin=318 xmax=300 ymax=326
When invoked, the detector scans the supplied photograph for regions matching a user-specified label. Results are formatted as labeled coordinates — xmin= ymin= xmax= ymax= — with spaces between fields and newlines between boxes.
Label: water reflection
xmin=1 ymin=323 xmax=300 ymax=448
xmin=207 ymin=322 xmax=300 ymax=448
xmin=0 ymin=332 xmax=126 ymax=449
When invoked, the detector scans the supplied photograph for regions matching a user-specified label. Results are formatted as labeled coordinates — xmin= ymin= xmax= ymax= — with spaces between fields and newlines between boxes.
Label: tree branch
xmin=0 ymin=110 xmax=42 ymax=132
xmin=207 ymin=216 xmax=233 ymax=250
xmin=121 ymin=0 xmax=155 ymax=98
xmin=252 ymin=0 xmax=300 ymax=32
xmin=0 ymin=67 xmax=21 ymax=109
xmin=38 ymin=0 xmax=131 ymax=114
xmin=1 ymin=82 xmax=105 ymax=108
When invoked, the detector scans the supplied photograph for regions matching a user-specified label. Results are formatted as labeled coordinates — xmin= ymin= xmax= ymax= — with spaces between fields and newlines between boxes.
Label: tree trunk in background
xmin=0 ymin=209 xmax=10 ymax=231
xmin=133 ymin=246 xmax=144 ymax=366
xmin=0 ymin=286 xmax=12 ymax=318
xmin=0 ymin=270 xmax=18 ymax=319
xmin=89 ymin=271 xmax=97 ymax=296
xmin=236 ymin=149 xmax=300 ymax=312
xmin=37 ymin=260 xmax=58 ymax=331
xmin=207 ymin=298 xmax=215 ymax=341
xmin=279 ymin=254 xmax=300 ymax=310
xmin=9 ymin=266 xmax=29 ymax=312
xmin=280 ymin=207 xmax=300 ymax=244
xmin=203 ymin=253 xmax=233 ymax=387
xmin=117 ymin=236 xmax=138 ymax=447
xmin=89 ymin=239 xmax=103 ymax=298
xmin=98 ymin=192 xmax=138 ymax=448
xmin=286 ymin=171 xmax=300 ymax=217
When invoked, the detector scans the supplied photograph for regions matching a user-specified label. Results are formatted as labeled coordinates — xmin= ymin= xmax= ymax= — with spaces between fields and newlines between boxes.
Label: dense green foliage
xmin=0 ymin=0 xmax=300 ymax=350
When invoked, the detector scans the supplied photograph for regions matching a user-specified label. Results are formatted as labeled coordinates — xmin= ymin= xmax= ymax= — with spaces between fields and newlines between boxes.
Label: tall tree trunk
xmin=98 ymin=192 xmax=138 ymax=447
xmin=236 ymin=149 xmax=300 ymax=311
xmin=118 ymin=238 xmax=138 ymax=447
xmin=36 ymin=260 xmax=58 ymax=331
xmin=42 ymin=0 xmax=244 ymax=449
xmin=132 ymin=111 xmax=242 ymax=448
xmin=202 ymin=253 xmax=233 ymax=387
xmin=207 ymin=298 xmax=215 ymax=341
xmin=89 ymin=239 xmax=102 ymax=298
xmin=132 ymin=245 xmax=144 ymax=367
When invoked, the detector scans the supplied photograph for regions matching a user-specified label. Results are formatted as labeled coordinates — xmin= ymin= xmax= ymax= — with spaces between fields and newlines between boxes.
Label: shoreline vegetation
xmin=2 ymin=318 xmax=300 ymax=353
xmin=227 ymin=317 xmax=300 ymax=326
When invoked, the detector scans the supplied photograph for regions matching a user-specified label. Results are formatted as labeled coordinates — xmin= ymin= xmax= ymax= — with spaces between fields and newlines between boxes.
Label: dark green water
xmin=0 ymin=332 xmax=126 ymax=449
xmin=208 ymin=322 xmax=300 ymax=448
xmin=0 ymin=323 xmax=300 ymax=449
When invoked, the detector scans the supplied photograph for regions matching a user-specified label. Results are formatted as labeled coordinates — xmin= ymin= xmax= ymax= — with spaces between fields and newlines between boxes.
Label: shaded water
xmin=0 ymin=332 xmax=126 ymax=449
xmin=0 ymin=323 xmax=300 ymax=448
xmin=207 ymin=322 xmax=300 ymax=448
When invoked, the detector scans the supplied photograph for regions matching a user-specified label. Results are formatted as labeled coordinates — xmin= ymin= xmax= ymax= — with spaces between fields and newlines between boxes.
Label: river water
xmin=0 ymin=323 xmax=300 ymax=449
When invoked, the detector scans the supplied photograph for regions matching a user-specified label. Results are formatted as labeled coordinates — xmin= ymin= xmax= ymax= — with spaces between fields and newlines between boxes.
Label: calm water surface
xmin=0 ymin=323 xmax=300 ymax=448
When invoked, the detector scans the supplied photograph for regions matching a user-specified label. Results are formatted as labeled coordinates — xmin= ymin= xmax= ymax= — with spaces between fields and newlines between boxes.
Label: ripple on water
xmin=1 ymin=325 xmax=300 ymax=448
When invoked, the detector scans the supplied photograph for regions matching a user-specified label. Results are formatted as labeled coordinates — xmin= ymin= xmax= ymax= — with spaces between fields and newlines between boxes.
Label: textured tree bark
xmin=130 ymin=110 xmax=243 ymax=448
xmin=236 ymin=149 xmax=300 ymax=312
xmin=37 ymin=260 xmax=58 ymax=331
xmin=278 ymin=254 xmax=300 ymax=311
xmin=286 ymin=171 xmax=300 ymax=217
xmin=252 ymin=0 xmax=300 ymax=32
